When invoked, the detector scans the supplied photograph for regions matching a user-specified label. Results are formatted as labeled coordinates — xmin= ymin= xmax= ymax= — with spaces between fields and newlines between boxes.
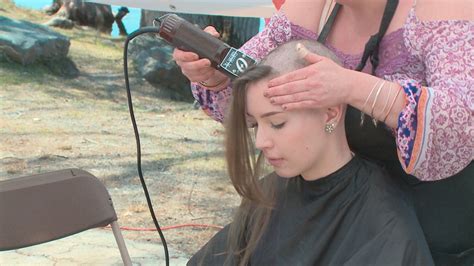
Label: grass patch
xmin=0 ymin=60 xmax=53 ymax=85
xmin=0 ymin=0 xmax=125 ymax=80
xmin=0 ymin=0 xmax=45 ymax=23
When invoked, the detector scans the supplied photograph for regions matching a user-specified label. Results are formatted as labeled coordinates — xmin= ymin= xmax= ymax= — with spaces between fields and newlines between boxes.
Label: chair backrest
xmin=0 ymin=168 xmax=117 ymax=251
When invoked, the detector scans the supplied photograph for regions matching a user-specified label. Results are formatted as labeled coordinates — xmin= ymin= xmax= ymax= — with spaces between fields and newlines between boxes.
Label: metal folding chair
xmin=0 ymin=168 xmax=132 ymax=265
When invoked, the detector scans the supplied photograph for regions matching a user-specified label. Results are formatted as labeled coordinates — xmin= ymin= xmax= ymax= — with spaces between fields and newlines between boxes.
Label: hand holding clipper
xmin=159 ymin=14 xmax=256 ymax=79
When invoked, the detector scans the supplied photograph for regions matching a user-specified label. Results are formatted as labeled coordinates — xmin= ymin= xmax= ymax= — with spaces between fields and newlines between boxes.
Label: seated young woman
xmin=187 ymin=40 xmax=434 ymax=266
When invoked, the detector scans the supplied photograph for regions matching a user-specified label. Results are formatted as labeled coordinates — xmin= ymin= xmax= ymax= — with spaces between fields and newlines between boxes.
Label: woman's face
xmin=246 ymin=79 xmax=331 ymax=179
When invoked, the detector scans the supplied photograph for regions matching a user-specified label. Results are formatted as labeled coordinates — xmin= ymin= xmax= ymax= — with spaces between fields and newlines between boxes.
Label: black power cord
xmin=123 ymin=26 xmax=170 ymax=266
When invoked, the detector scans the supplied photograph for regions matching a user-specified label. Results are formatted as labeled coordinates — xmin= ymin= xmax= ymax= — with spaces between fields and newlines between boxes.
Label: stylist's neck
xmin=301 ymin=132 xmax=353 ymax=181
xmin=339 ymin=0 xmax=386 ymax=33
xmin=340 ymin=0 xmax=386 ymax=14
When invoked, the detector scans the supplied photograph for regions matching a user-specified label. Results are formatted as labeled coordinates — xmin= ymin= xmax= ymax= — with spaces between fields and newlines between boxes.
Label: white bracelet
xmin=360 ymin=79 xmax=381 ymax=126
xmin=370 ymin=80 xmax=386 ymax=126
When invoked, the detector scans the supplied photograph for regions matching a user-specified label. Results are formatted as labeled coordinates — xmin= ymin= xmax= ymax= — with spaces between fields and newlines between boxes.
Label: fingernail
xmin=263 ymin=91 xmax=269 ymax=97
xmin=270 ymin=98 xmax=275 ymax=104
xmin=282 ymin=105 xmax=287 ymax=110
xmin=296 ymin=43 xmax=309 ymax=59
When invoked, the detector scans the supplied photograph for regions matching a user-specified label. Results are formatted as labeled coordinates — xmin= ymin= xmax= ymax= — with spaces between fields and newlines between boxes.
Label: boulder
xmin=43 ymin=57 xmax=79 ymax=79
xmin=0 ymin=16 xmax=70 ymax=65
xmin=135 ymin=11 xmax=260 ymax=102
xmin=44 ymin=17 xmax=75 ymax=29
xmin=56 ymin=0 xmax=114 ymax=34
xmin=127 ymin=35 xmax=193 ymax=102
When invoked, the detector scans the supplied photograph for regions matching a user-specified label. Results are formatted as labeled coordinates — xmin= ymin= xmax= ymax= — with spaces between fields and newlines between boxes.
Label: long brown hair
xmin=224 ymin=64 xmax=277 ymax=266
xmin=224 ymin=40 xmax=341 ymax=265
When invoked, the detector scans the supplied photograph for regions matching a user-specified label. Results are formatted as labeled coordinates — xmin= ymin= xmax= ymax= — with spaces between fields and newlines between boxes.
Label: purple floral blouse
xmin=190 ymin=6 xmax=473 ymax=181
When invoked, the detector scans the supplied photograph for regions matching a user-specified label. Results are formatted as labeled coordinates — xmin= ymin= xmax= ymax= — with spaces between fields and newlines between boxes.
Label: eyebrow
xmin=246 ymin=111 xmax=283 ymax=119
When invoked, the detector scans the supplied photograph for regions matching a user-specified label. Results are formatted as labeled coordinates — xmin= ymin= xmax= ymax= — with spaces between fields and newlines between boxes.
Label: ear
xmin=324 ymin=104 xmax=345 ymax=126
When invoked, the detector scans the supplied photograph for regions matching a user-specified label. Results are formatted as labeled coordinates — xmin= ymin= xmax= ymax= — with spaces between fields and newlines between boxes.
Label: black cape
xmin=345 ymin=106 xmax=474 ymax=265
xmin=188 ymin=156 xmax=434 ymax=266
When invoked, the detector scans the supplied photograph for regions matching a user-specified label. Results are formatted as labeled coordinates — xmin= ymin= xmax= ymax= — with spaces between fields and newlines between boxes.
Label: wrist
xmin=199 ymin=73 xmax=229 ymax=91
xmin=343 ymin=69 xmax=361 ymax=104
xmin=199 ymin=77 xmax=229 ymax=91
xmin=345 ymin=70 xmax=380 ymax=107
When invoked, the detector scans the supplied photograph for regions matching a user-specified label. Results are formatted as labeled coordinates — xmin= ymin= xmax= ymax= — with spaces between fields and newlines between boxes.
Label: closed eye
xmin=271 ymin=122 xmax=285 ymax=129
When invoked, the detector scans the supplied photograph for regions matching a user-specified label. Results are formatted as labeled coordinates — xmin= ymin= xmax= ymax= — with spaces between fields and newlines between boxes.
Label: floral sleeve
xmin=396 ymin=19 xmax=473 ymax=181
xmin=191 ymin=12 xmax=293 ymax=123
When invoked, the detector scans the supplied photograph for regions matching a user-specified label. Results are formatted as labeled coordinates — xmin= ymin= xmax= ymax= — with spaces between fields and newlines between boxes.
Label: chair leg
xmin=111 ymin=221 xmax=132 ymax=266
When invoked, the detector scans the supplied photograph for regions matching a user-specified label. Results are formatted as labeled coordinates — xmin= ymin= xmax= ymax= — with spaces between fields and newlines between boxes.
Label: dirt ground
xmin=0 ymin=1 xmax=240 ymax=260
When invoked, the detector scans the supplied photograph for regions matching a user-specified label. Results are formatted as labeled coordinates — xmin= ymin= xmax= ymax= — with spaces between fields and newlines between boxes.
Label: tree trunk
xmin=44 ymin=0 xmax=63 ymax=15
xmin=54 ymin=0 xmax=115 ymax=33
xmin=114 ymin=7 xmax=129 ymax=36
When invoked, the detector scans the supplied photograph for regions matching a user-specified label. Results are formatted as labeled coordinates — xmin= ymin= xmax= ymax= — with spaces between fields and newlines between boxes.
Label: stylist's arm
xmin=265 ymin=44 xmax=404 ymax=129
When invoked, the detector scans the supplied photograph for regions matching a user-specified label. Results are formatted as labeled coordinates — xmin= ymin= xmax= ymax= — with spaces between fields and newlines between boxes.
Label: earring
xmin=325 ymin=123 xmax=336 ymax=134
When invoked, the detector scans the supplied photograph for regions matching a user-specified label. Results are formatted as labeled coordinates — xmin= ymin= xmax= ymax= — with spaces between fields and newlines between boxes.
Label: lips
xmin=266 ymin=157 xmax=284 ymax=167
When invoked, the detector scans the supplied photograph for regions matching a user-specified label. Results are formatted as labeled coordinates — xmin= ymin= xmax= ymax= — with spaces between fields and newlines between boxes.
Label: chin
xmin=274 ymin=168 xmax=300 ymax=178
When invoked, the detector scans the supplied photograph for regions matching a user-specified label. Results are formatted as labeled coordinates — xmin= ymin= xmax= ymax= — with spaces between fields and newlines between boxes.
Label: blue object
xmin=12 ymin=0 xmax=140 ymax=37
xmin=13 ymin=1 xmax=264 ymax=36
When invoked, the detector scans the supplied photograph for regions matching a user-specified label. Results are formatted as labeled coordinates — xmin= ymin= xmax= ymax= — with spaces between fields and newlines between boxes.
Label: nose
xmin=255 ymin=127 xmax=273 ymax=150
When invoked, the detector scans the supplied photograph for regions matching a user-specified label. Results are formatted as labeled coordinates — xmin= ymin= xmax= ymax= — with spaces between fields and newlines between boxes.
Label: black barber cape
xmin=188 ymin=156 xmax=434 ymax=266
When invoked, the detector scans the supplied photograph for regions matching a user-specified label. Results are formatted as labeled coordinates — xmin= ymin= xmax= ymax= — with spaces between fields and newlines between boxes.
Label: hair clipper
xmin=157 ymin=14 xmax=256 ymax=78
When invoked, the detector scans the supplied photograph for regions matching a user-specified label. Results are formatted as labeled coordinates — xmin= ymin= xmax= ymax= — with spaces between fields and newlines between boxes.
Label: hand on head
xmin=265 ymin=43 xmax=353 ymax=111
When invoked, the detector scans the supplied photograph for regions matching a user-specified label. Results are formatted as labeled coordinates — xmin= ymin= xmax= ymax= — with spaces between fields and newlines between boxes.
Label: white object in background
xmin=85 ymin=0 xmax=276 ymax=17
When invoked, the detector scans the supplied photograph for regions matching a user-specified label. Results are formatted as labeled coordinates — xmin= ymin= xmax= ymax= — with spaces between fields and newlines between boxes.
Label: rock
xmin=44 ymin=17 xmax=75 ymax=29
xmin=58 ymin=0 xmax=114 ymax=34
xmin=136 ymin=11 xmax=260 ymax=102
xmin=128 ymin=35 xmax=193 ymax=102
xmin=0 ymin=16 xmax=70 ymax=65
xmin=43 ymin=57 xmax=79 ymax=79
